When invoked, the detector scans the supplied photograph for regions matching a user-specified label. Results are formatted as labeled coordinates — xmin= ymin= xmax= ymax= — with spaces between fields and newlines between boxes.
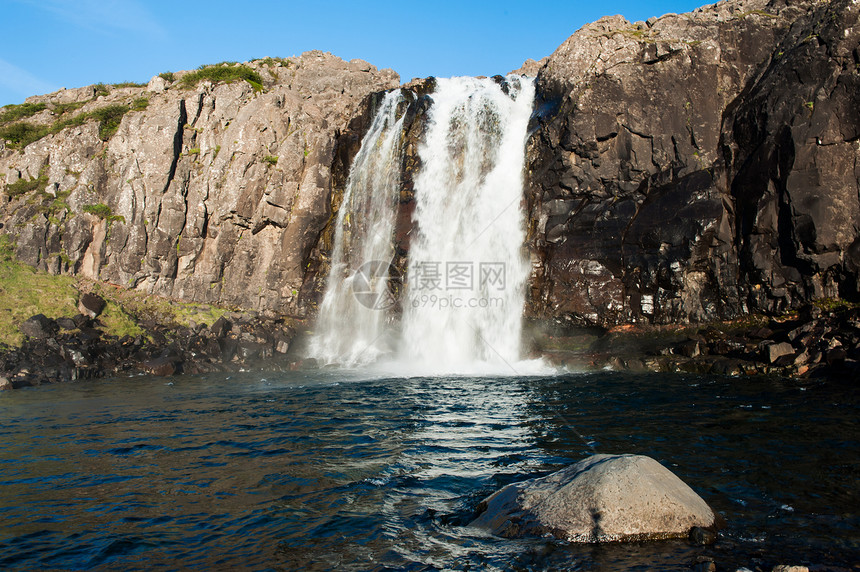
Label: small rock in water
xmin=692 ymin=559 xmax=716 ymax=572
xmin=470 ymin=454 xmax=719 ymax=542
xmin=772 ymin=566 xmax=809 ymax=572
xmin=689 ymin=525 xmax=717 ymax=545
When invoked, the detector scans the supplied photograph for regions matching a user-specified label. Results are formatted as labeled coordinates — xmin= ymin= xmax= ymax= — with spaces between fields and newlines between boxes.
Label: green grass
xmin=33 ymin=187 xmax=71 ymax=220
xmin=52 ymin=101 xmax=88 ymax=116
xmin=82 ymin=203 xmax=125 ymax=223
xmin=6 ymin=166 xmax=49 ymax=198
xmin=254 ymin=57 xmax=291 ymax=67
xmin=0 ymin=103 xmax=136 ymax=148
xmin=0 ymin=236 xmax=79 ymax=346
xmin=89 ymin=281 xmax=230 ymax=330
xmin=82 ymin=203 xmax=112 ymax=218
xmin=263 ymin=155 xmax=278 ymax=165
xmin=813 ymin=297 xmax=859 ymax=311
xmin=112 ymin=81 xmax=146 ymax=89
xmin=88 ymin=105 xmax=131 ymax=140
xmin=0 ymin=234 xmax=233 ymax=346
xmin=179 ymin=62 xmax=264 ymax=92
xmin=0 ymin=122 xmax=49 ymax=148
xmin=131 ymin=97 xmax=149 ymax=111
xmin=97 ymin=302 xmax=144 ymax=338
xmin=0 ymin=103 xmax=47 ymax=124
xmin=158 ymin=71 xmax=176 ymax=83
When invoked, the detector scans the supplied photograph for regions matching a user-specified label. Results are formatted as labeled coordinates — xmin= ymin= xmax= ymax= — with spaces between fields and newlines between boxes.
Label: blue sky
xmin=1 ymin=0 xmax=707 ymax=107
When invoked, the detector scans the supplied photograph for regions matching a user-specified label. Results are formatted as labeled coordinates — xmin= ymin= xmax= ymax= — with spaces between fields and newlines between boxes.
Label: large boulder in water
xmin=470 ymin=454 xmax=719 ymax=542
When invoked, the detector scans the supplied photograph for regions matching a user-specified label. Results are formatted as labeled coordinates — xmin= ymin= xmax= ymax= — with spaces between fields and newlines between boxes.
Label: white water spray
xmin=399 ymin=76 xmax=536 ymax=374
xmin=308 ymin=91 xmax=408 ymax=366
xmin=310 ymin=77 xmax=545 ymax=375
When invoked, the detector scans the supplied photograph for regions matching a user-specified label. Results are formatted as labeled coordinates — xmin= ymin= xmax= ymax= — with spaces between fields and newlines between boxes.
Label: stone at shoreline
xmin=764 ymin=342 xmax=795 ymax=364
xmin=470 ymin=454 xmax=718 ymax=542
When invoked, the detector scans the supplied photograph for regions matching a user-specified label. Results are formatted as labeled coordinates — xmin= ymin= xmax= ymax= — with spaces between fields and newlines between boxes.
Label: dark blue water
xmin=0 ymin=371 xmax=857 ymax=571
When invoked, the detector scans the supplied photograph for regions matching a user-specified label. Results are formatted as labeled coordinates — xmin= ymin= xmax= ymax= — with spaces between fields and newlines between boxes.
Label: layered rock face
xmin=528 ymin=0 xmax=860 ymax=327
xmin=0 ymin=53 xmax=398 ymax=317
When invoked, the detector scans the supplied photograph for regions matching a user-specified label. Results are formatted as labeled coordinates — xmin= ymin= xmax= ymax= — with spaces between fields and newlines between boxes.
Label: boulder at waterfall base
xmin=470 ymin=454 xmax=719 ymax=542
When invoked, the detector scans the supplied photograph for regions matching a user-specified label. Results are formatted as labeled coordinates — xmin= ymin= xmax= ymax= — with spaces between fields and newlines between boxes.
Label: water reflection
xmin=0 ymin=371 xmax=856 ymax=571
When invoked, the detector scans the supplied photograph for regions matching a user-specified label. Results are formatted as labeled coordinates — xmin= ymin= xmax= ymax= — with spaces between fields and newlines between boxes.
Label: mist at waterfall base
xmin=309 ymin=76 xmax=549 ymax=376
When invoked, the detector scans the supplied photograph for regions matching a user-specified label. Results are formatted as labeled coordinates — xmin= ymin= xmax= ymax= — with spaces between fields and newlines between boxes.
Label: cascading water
xmin=308 ymin=90 xmax=408 ymax=366
xmin=310 ymin=76 xmax=543 ymax=374
xmin=400 ymin=76 xmax=536 ymax=374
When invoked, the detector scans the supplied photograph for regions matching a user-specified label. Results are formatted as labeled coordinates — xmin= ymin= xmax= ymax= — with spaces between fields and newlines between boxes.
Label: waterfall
xmin=310 ymin=76 xmax=543 ymax=374
xmin=400 ymin=76 xmax=536 ymax=374
xmin=308 ymin=90 xmax=408 ymax=366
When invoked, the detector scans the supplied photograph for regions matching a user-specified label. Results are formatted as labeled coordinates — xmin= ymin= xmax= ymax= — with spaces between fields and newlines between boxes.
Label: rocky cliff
xmin=0 ymin=53 xmax=398 ymax=317
xmin=527 ymin=0 xmax=860 ymax=327
xmin=1 ymin=0 xmax=858 ymax=333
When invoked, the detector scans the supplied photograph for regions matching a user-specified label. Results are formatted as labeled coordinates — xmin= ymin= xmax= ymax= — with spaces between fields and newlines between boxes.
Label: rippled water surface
xmin=0 ymin=371 xmax=857 ymax=570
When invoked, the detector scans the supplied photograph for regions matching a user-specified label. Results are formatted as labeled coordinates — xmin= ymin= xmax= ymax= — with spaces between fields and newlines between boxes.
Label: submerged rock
xmin=471 ymin=454 xmax=718 ymax=542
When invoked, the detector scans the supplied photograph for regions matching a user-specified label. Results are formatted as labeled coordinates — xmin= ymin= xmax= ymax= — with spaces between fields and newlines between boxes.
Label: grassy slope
xmin=0 ymin=237 xmax=229 ymax=347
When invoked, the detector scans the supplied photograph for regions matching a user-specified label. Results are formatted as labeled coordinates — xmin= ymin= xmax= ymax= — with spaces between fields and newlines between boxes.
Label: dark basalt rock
xmin=0 ymin=308 xmax=303 ymax=388
xmin=527 ymin=0 xmax=860 ymax=327
xmin=20 ymin=314 xmax=57 ymax=339
xmin=547 ymin=303 xmax=860 ymax=380
xmin=77 ymin=293 xmax=106 ymax=318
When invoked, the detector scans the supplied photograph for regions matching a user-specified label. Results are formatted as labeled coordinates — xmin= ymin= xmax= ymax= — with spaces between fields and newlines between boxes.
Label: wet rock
xmin=140 ymin=355 xmax=181 ymax=376
xmin=689 ymin=526 xmax=717 ymax=545
xmin=77 ymin=293 xmax=106 ymax=318
xmin=692 ymin=559 xmax=716 ymax=572
xmin=20 ymin=314 xmax=57 ymax=339
xmin=0 ymin=376 xmax=11 ymax=391
xmin=826 ymin=347 xmax=847 ymax=366
xmin=679 ymin=340 xmax=702 ymax=358
xmin=470 ymin=454 xmax=718 ymax=542
xmin=772 ymin=566 xmax=809 ymax=572
xmin=763 ymin=342 xmax=795 ymax=364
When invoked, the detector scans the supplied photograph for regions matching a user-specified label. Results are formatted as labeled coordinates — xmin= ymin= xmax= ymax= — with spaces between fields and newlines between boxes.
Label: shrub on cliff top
xmin=179 ymin=62 xmax=264 ymax=91
xmin=0 ymin=102 xmax=141 ymax=148
xmin=0 ymin=103 xmax=47 ymax=124
xmin=0 ymin=122 xmax=49 ymax=148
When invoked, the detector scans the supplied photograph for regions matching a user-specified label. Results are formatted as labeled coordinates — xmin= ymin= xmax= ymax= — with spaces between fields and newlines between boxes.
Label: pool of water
xmin=0 ymin=370 xmax=857 ymax=570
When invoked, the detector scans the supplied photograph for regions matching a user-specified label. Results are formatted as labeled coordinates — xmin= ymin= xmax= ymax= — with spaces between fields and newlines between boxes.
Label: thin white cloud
xmin=13 ymin=0 xmax=167 ymax=39
xmin=0 ymin=58 xmax=59 ymax=102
